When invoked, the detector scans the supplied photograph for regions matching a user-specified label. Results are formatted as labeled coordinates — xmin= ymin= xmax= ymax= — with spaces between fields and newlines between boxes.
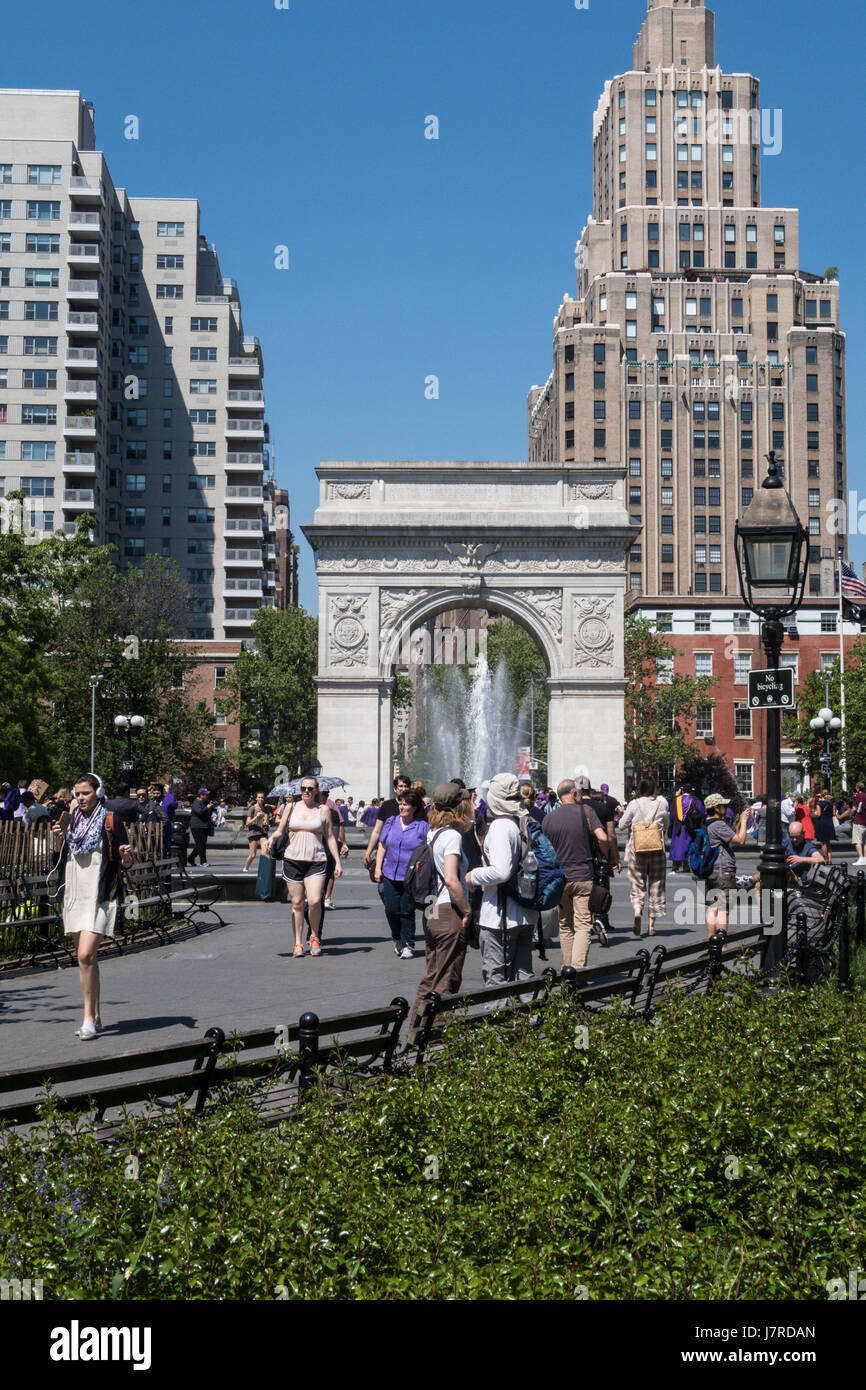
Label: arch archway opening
xmin=390 ymin=603 xmax=550 ymax=793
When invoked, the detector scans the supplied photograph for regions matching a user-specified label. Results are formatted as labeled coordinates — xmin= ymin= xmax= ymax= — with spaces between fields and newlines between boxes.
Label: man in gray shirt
xmin=704 ymin=793 xmax=749 ymax=936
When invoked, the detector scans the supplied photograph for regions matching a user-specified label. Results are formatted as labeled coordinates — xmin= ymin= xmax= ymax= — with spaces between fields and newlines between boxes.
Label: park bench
xmin=0 ymin=999 xmax=411 ymax=1135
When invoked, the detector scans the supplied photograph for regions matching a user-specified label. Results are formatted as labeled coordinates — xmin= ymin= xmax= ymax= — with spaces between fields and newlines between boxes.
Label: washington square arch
xmin=302 ymin=459 xmax=635 ymax=796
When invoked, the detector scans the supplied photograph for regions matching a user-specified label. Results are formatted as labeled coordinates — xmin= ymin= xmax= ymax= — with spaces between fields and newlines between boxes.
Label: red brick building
xmin=642 ymin=600 xmax=858 ymax=797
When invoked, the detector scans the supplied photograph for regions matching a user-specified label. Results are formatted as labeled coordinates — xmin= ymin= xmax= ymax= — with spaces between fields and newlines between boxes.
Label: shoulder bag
xmin=579 ymin=803 xmax=612 ymax=914
xmin=632 ymin=797 xmax=664 ymax=854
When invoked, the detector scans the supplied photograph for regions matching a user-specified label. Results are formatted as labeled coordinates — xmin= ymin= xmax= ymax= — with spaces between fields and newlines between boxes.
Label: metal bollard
xmin=856 ymin=871 xmax=866 ymax=949
xmin=838 ymin=890 xmax=852 ymax=993
xmin=559 ymin=965 xmax=579 ymax=997
xmin=795 ymin=911 xmax=809 ymax=986
xmin=707 ymin=929 xmax=727 ymax=982
xmin=297 ymin=1011 xmax=319 ymax=1098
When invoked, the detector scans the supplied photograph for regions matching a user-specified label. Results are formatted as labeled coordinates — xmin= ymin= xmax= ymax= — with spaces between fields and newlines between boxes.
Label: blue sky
xmin=5 ymin=0 xmax=863 ymax=611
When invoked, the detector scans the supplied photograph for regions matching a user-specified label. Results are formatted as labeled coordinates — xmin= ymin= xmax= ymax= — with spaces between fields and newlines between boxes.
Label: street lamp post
xmin=624 ymin=759 xmax=635 ymax=800
xmin=113 ymin=714 xmax=146 ymax=784
xmin=734 ymin=452 xmax=808 ymax=973
xmin=89 ymin=674 xmax=103 ymax=774
xmin=809 ymin=682 xmax=841 ymax=794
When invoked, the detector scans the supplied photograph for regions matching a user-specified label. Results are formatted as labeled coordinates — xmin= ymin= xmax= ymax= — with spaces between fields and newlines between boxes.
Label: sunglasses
xmin=301 ymin=786 xmax=317 ymax=792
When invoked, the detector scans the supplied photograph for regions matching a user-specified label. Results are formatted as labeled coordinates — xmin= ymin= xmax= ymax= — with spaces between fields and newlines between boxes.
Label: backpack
xmin=403 ymin=829 xmax=447 ymax=911
xmin=490 ymin=814 xmax=565 ymax=912
xmin=682 ymin=796 xmax=703 ymax=834
xmin=688 ymin=825 xmax=720 ymax=880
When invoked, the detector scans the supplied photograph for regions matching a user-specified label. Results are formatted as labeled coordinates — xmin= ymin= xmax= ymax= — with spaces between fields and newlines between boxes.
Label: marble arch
xmin=301 ymin=460 xmax=636 ymax=798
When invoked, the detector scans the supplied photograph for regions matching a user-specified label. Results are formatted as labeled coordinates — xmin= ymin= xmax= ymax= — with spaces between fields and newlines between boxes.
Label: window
xmin=157 ymin=222 xmax=185 ymax=236
xmin=157 ymin=254 xmax=184 ymax=269
xmin=655 ymin=612 xmax=673 ymax=634
xmin=188 ymin=539 xmax=214 ymax=554
xmin=214 ymin=704 xmax=227 ymax=726
xmin=661 ymin=516 xmax=674 ymax=534
xmin=734 ymin=704 xmax=752 ymax=738
xmin=626 ymin=320 xmax=636 ymax=339
xmin=24 ymin=302 xmax=58 ymax=321
xmin=628 ymin=429 xmax=640 ymax=448
xmin=660 ymin=400 xmax=672 ymax=421
xmin=130 ymin=316 xmax=149 ymax=337
xmin=629 ymin=459 xmax=641 ymax=477
xmin=694 ymin=487 xmax=706 ymax=507
xmin=21 ymin=405 xmax=56 ymax=425
xmin=695 ymin=653 xmax=712 ymax=677
xmin=125 ymin=473 xmax=147 ymax=492
xmin=645 ymin=89 xmax=656 ymax=107
xmin=694 ymin=544 xmax=707 ymax=564
xmin=22 ymin=369 xmax=56 ymax=388
xmin=189 ymin=442 xmax=216 ymax=457
xmin=820 ymin=612 xmax=837 ymax=634
xmin=124 ymin=507 xmax=146 ymax=528
xmin=190 ymin=379 xmax=217 ymax=394
xmin=156 ymin=284 xmax=183 ymax=299
xmin=26 ymin=201 xmax=60 ymax=220
xmin=709 ymin=516 xmax=721 ymax=534
xmin=127 ymin=408 xmax=147 ymax=427
xmin=808 ymin=518 xmax=821 ymax=538
xmin=694 ymin=573 xmax=707 ymax=592
xmin=0 ymin=165 xmax=10 ymax=183
xmin=695 ymin=707 xmax=713 ymax=738
xmin=190 ymin=347 xmax=217 ymax=362
xmin=732 ymin=652 xmax=752 ymax=684
xmin=645 ymin=116 xmax=656 ymax=134
xmin=709 ymin=545 xmax=721 ymax=564
xmin=20 ymin=441 xmax=55 ymax=460
xmin=806 ymin=346 xmax=818 ymax=365
xmin=709 ymin=573 xmax=722 ymax=592
xmin=187 ymin=567 xmax=215 ymax=583
xmin=661 ymin=544 xmax=673 ymax=563
xmin=660 ymin=458 xmax=673 ymax=479
xmin=24 ymin=269 xmax=59 ymax=288
xmin=820 ymin=652 xmax=837 ymax=674
xmin=656 ymin=657 xmax=673 ymax=685
xmin=20 ymin=476 xmax=54 ymax=496
xmin=187 ymin=508 xmax=215 ymax=524
xmin=188 ymin=473 xmax=216 ymax=489
xmin=628 ymin=400 xmax=641 ymax=419
xmin=742 ymin=487 xmax=753 ymax=507
xmin=660 ymin=487 xmax=673 ymax=506
xmin=648 ymin=223 xmax=659 ymax=243
xmin=645 ymin=144 xmax=657 ymax=161
xmin=694 ymin=610 xmax=711 ymax=633
xmin=594 ymin=400 xmax=606 ymax=420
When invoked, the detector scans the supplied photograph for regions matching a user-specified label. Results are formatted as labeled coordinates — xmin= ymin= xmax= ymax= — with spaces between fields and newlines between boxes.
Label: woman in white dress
xmin=54 ymin=774 xmax=133 ymax=1039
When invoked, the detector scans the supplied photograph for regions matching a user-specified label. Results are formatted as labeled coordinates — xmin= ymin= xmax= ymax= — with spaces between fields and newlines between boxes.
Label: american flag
xmin=841 ymin=559 xmax=866 ymax=600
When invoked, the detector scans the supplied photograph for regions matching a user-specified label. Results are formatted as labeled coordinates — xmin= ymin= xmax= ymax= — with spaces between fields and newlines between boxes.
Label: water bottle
xmin=518 ymin=848 xmax=538 ymax=901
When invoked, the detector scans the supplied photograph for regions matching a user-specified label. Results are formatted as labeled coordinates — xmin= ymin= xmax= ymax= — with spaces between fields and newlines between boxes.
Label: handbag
xmin=632 ymin=797 xmax=664 ymax=854
xmin=580 ymin=803 xmax=612 ymax=914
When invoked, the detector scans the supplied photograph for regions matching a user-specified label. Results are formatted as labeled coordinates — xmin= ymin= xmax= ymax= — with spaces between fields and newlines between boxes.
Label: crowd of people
xmin=5 ymin=765 xmax=863 ymax=1047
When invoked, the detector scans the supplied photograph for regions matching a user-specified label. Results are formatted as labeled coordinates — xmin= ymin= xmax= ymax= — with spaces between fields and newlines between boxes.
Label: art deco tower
xmin=529 ymin=0 xmax=845 ymax=609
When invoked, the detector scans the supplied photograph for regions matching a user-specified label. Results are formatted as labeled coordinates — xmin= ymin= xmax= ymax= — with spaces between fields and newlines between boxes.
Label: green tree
xmin=625 ymin=613 xmax=717 ymax=781
xmin=783 ymin=647 xmax=866 ymax=791
xmin=226 ymin=604 xmax=319 ymax=791
xmin=49 ymin=554 xmax=215 ymax=788
xmin=0 ymin=504 xmax=111 ymax=780
xmin=486 ymin=617 xmax=548 ymax=775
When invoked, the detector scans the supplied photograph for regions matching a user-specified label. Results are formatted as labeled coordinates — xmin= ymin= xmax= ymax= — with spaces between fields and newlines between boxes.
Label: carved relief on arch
xmin=573 ymin=594 xmax=615 ymax=668
xmin=511 ymin=588 xmax=563 ymax=642
xmin=328 ymin=594 xmax=369 ymax=668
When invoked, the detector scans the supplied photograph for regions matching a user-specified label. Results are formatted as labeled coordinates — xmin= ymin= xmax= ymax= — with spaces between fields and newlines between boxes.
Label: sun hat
xmin=486 ymin=773 xmax=523 ymax=817
xmin=704 ymin=793 xmax=731 ymax=810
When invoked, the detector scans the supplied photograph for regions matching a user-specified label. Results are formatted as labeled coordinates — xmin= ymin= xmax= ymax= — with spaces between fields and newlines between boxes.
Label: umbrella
xmin=267 ymin=776 xmax=348 ymax=798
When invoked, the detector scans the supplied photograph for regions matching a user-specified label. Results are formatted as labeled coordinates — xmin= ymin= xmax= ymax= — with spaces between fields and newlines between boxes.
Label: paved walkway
xmin=0 ymin=850 xmax=768 ymax=1073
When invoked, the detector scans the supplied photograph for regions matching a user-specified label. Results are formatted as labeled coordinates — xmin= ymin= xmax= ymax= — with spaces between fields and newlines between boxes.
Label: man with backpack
xmin=702 ymin=793 xmax=750 ymax=937
xmin=467 ymin=772 xmax=541 ymax=990
xmin=542 ymin=778 xmax=608 ymax=968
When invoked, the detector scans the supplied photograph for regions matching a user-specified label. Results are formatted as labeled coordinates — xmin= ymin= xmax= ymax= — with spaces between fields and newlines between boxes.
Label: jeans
xmin=378 ymin=876 xmax=415 ymax=949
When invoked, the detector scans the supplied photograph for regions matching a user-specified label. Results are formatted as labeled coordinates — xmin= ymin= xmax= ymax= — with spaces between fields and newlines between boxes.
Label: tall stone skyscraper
xmin=529 ymin=0 xmax=845 ymax=611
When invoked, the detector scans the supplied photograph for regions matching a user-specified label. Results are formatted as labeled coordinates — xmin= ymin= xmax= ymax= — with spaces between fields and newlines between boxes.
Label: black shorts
xmin=282 ymin=858 xmax=327 ymax=883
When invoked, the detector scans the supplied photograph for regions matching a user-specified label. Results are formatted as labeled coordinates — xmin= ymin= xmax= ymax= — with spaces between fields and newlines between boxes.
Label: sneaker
xmin=76 ymin=1020 xmax=98 ymax=1040
xmin=293 ymin=943 xmax=304 ymax=958
xmin=400 ymin=946 xmax=414 ymax=959
xmin=393 ymin=943 xmax=402 ymax=955
xmin=323 ymin=900 xmax=334 ymax=910
xmin=310 ymin=936 xmax=322 ymax=957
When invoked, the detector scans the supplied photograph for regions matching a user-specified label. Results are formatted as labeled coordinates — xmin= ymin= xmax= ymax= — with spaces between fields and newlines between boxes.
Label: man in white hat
xmin=467 ymin=772 xmax=537 ymax=990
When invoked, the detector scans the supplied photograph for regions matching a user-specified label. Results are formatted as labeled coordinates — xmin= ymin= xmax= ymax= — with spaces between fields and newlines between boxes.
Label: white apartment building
xmin=0 ymin=88 xmax=279 ymax=641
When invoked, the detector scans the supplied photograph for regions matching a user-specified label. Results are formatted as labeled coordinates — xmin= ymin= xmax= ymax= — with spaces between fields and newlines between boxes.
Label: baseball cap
xmin=600 ymin=783 xmax=609 ymax=794
xmin=197 ymin=787 xmax=210 ymax=797
xmin=432 ymin=781 xmax=468 ymax=810
xmin=704 ymin=793 xmax=731 ymax=810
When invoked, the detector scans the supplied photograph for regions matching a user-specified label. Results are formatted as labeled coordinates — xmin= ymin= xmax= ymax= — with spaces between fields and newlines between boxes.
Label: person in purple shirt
xmin=160 ymin=782 xmax=178 ymax=856
xmin=373 ymin=788 xmax=428 ymax=958
xmin=358 ymin=799 xmax=379 ymax=829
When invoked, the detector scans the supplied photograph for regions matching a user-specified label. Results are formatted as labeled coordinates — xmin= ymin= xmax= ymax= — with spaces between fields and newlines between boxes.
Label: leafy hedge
xmin=2 ymin=975 xmax=865 ymax=1300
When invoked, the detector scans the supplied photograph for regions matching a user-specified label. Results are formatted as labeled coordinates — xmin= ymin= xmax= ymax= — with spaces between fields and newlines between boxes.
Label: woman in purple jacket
xmin=669 ymin=786 xmax=704 ymax=873
xmin=373 ymin=788 xmax=428 ymax=959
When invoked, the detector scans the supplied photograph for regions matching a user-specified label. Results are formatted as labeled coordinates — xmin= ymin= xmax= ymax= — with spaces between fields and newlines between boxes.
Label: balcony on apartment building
xmin=63 ymin=451 xmax=97 ymax=475
xmin=223 ymin=517 xmax=264 ymax=537
xmin=224 ymin=546 xmax=266 ymax=566
xmin=67 ymin=211 xmax=102 ymax=239
xmin=227 ymin=357 xmax=262 ymax=376
xmin=225 ymin=451 xmax=265 ymax=473
xmin=223 ymin=576 xmax=264 ymax=600
xmin=63 ymin=489 xmax=96 ymax=510
xmin=64 ymin=381 xmax=98 ymax=404
xmin=64 ymin=346 xmax=99 ymax=371
xmin=223 ymin=607 xmax=262 ymax=626
xmin=66 ymin=311 xmax=99 ymax=334
xmin=68 ymin=177 xmax=104 ymax=204
xmin=225 ymin=390 xmax=264 ymax=412
xmin=66 ymin=243 xmax=102 ymax=267
xmin=64 ymin=414 xmax=97 ymax=436
xmin=225 ymin=485 xmax=265 ymax=502
xmin=225 ymin=417 xmax=266 ymax=437
xmin=66 ymin=279 xmax=101 ymax=301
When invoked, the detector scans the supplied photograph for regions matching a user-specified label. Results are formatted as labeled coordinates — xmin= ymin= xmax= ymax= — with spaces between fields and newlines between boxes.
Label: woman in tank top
xmin=268 ymin=777 xmax=342 ymax=958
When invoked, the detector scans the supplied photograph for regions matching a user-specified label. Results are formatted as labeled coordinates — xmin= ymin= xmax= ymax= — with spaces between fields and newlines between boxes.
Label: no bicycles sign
xmin=748 ymin=667 xmax=795 ymax=710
